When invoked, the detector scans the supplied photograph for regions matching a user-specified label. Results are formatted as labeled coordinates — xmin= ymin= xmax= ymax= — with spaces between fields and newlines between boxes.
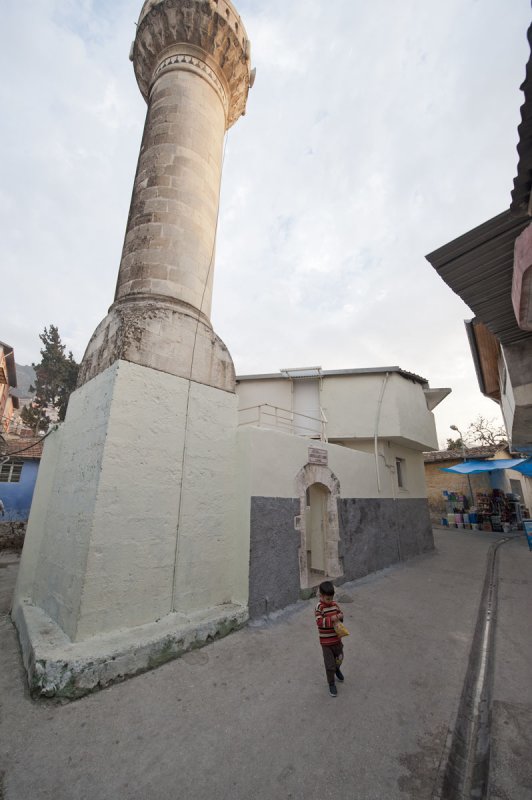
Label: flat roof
xmin=236 ymin=366 xmax=429 ymax=385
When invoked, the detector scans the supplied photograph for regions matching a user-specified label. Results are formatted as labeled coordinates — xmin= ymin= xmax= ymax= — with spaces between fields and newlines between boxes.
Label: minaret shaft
xmin=77 ymin=0 xmax=252 ymax=392
xmin=116 ymin=65 xmax=226 ymax=320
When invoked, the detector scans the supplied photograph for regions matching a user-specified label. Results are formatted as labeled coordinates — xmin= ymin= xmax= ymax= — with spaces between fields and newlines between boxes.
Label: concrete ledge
xmin=12 ymin=598 xmax=248 ymax=699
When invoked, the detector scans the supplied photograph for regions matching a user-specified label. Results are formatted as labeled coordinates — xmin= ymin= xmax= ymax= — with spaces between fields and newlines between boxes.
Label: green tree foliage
xmin=20 ymin=326 xmax=79 ymax=432
xmin=446 ymin=437 xmax=464 ymax=450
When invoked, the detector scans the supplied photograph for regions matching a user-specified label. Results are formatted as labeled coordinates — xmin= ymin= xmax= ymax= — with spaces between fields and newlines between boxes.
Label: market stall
xmin=439 ymin=459 xmax=532 ymax=531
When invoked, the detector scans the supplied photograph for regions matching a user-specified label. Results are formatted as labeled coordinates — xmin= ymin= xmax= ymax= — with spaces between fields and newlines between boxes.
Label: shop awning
xmin=440 ymin=459 xmax=527 ymax=474
xmin=514 ymin=460 xmax=532 ymax=477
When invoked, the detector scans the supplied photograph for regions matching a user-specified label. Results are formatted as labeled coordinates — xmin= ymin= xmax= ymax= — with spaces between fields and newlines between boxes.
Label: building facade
xmin=424 ymin=446 xmax=496 ymax=523
xmin=424 ymin=446 xmax=532 ymax=527
xmin=236 ymin=367 xmax=450 ymax=617
xmin=0 ymin=342 xmax=19 ymax=434
xmin=0 ymin=439 xmax=43 ymax=523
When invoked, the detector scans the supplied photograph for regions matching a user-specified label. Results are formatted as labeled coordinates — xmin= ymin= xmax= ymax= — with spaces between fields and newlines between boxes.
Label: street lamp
xmin=450 ymin=424 xmax=465 ymax=451
xmin=450 ymin=425 xmax=474 ymax=507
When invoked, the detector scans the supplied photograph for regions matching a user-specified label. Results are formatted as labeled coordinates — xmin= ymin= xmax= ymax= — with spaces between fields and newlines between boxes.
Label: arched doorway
xmin=295 ymin=464 xmax=343 ymax=589
xmin=306 ymin=483 xmax=329 ymax=575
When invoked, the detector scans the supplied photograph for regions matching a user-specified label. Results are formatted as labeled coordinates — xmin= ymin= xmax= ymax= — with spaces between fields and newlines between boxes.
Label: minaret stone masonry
xmin=78 ymin=0 xmax=254 ymax=392
xmin=12 ymin=0 xmax=255 ymax=697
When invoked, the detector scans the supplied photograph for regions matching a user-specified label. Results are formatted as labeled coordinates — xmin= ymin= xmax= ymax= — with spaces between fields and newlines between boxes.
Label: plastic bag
xmin=334 ymin=621 xmax=349 ymax=637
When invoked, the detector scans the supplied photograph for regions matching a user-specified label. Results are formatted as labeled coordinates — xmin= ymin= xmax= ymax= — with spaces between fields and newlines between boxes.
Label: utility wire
xmin=0 ymin=428 xmax=56 ymax=465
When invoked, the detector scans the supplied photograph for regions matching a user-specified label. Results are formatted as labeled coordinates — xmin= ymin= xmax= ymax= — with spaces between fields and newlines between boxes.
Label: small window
xmin=396 ymin=458 xmax=406 ymax=489
xmin=0 ymin=459 xmax=23 ymax=483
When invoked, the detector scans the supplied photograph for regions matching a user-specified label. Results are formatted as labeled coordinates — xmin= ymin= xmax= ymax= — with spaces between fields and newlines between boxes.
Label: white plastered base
xmin=12 ymin=359 xmax=246 ymax=697
xmin=13 ymin=598 xmax=247 ymax=698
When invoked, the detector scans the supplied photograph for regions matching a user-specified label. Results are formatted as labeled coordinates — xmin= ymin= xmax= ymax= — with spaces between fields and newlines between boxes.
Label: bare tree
xmin=465 ymin=415 xmax=507 ymax=447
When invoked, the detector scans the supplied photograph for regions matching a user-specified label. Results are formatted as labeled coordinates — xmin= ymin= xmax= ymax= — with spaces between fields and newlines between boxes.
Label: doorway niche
xmin=295 ymin=464 xmax=343 ymax=589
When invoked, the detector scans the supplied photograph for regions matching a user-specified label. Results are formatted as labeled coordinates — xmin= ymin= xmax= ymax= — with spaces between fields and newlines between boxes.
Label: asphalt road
xmin=489 ymin=537 xmax=532 ymax=800
xmin=0 ymin=529 xmax=530 ymax=800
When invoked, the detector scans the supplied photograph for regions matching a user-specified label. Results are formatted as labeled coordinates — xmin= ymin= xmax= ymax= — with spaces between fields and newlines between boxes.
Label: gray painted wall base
xmin=338 ymin=498 xmax=434 ymax=583
xmin=248 ymin=497 xmax=434 ymax=619
xmin=248 ymin=497 xmax=300 ymax=619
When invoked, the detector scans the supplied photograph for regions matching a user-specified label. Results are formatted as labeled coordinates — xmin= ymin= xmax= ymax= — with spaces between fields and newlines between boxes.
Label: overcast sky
xmin=1 ymin=0 xmax=530 ymax=447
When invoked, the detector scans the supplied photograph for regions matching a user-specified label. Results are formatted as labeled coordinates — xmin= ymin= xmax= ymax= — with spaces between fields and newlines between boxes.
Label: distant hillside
xmin=13 ymin=364 xmax=36 ymax=399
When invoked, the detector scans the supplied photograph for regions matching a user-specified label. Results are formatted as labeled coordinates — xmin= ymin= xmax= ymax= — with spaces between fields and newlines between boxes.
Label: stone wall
xmin=0 ymin=522 xmax=26 ymax=552
xmin=337 ymin=498 xmax=434 ymax=581
xmin=248 ymin=497 xmax=300 ymax=619
xmin=247 ymin=496 xmax=434 ymax=619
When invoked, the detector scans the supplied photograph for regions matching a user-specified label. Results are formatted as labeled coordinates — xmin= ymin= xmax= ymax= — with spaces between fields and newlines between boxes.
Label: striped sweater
xmin=315 ymin=600 xmax=344 ymax=646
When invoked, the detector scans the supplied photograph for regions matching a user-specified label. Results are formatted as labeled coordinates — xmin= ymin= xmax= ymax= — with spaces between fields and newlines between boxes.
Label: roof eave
xmin=426 ymin=210 xmax=531 ymax=346
xmin=236 ymin=366 xmax=429 ymax=386
xmin=511 ymin=22 xmax=532 ymax=214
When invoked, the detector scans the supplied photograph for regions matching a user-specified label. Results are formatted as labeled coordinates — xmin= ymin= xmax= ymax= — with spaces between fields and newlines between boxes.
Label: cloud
xmin=1 ymin=0 xmax=530 ymax=446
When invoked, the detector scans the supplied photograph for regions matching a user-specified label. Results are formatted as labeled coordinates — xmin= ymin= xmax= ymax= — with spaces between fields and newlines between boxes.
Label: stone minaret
xmin=13 ymin=0 xmax=254 ymax=698
xmin=79 ymin=0 xmax=254 ymax=391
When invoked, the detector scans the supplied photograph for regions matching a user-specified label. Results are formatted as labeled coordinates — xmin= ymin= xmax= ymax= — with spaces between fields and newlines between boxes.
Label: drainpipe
xmin=379 ymin=449 xmax=396 ymax=501
xmin=319 ymin=375 xmax=328 ymax=443
xmin=380 ymin=449 xmax=402 ymax=561
xmin=374 ymin=373 xmax=390 ymax=492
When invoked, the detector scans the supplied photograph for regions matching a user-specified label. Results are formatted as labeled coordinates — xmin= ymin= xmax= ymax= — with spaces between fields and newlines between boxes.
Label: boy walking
xmin=315 ymin=581 xmax=345 ymax=697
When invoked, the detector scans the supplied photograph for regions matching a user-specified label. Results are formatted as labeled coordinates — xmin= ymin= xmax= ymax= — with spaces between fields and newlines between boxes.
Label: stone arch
xmin=295 ymin=464 xmax=343 ymax=589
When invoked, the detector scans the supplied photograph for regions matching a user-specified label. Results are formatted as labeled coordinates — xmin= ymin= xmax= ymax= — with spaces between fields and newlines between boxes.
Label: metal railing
xmin=238 ymin=403 xmax=328 ymax=442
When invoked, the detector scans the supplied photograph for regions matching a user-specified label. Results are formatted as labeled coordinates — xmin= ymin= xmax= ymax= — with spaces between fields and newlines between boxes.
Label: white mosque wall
xmin=13 ymin=361 xmax=241 ymax=643
xmin=236 ymin=426 xmax=434 ymax=619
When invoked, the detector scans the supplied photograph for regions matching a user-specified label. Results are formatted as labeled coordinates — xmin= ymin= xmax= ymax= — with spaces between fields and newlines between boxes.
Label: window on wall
xmin=396 ymin=458 xmax=406 ymax=489
xmin=0 ymin=459 xmax=23 ymax=483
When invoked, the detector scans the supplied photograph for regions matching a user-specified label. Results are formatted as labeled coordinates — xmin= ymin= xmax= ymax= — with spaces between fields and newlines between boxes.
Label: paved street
xmin=1 ymin=529 xmax=531 ymax=800
xmin=489 ymin=536 xmax=532 ymax=799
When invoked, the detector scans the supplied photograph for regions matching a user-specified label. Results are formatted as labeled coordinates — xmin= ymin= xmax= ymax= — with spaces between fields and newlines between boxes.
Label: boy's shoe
xmin=335 ymin=668 xmax=344 ymax=682
xmin=329 ymin=683 xmax=338 ymax=697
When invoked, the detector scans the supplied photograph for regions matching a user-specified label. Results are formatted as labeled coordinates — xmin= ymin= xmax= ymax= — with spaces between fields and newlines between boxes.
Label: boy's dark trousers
xmin=321 ymin=642 xmax=344 ymax=684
